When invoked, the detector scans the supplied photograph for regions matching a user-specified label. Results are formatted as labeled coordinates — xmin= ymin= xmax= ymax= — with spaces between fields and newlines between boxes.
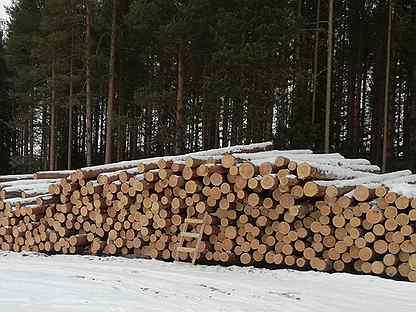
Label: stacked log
xmin=0 ymin=142 xmax=416 ymax=283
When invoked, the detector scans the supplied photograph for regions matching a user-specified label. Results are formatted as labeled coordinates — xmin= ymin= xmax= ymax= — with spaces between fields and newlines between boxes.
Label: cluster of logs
xmin=1 ymin=142 xmax=416 ymax=282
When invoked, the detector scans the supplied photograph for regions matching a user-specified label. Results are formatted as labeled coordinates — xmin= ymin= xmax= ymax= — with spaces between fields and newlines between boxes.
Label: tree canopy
xmin=1 ymin=0 xmax=415 ymax=173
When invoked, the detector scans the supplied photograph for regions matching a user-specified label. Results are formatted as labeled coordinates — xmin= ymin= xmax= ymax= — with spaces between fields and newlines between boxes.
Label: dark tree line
xmin=0 ymin=0 xmax=415 ymax=174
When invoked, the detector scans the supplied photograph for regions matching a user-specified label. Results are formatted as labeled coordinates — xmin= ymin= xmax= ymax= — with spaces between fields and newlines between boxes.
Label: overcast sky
xmin=0 ymin=0 xmax=12 ymax=22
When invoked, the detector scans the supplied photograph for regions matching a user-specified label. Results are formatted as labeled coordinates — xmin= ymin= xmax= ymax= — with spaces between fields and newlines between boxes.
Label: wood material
xmin=1 ymin=146 xmax=416 ymax=283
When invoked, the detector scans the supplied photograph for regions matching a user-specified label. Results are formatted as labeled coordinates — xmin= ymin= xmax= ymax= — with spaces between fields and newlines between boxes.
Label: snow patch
xmin=0 ymin=252 xmax=415 ymax=312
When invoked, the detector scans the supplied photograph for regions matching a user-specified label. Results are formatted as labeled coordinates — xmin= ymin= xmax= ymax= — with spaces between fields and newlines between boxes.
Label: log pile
xmin=1 ymin=142 xmax=416 ymax=282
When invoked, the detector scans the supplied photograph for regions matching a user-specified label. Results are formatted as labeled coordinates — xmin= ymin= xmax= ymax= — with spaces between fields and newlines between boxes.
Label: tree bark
xmin=382 ymin=0 xmax=392 ymax=172
xmin=144 ymin=104 xmax=152 ymax=156
xmin=312 ymin=0 xmax=320 ymax=125
xmin=371 ymin=2 xmax=388 ymax=165
xmin=49 ymin=58 xmax=56 ymax=171
xmin=293 ymin=0 xmax=309 ymax=147
xmin=348 ymin=0 xmax=364 ymax=154
xmin=105 ymin=0 xmax=119 ymax=164
xmin=175 ymin=46 xmax=185 ymax=155
xmin=29 ymin=100 xmax=34 ymax=161
xmin=68 ymin=27 xmax=74 ymax=170
xmin=85 ymin=0 xmax=93 ymax=166
xmin=41 ymin=103 xmax=47 ymax=170
xmin=129 ymin=96 xmax=138 ymax=159
xmin=404 ymin=64 xmax=416 ymax=168
xmin=325 ymin=0 xmax=334 ymax=153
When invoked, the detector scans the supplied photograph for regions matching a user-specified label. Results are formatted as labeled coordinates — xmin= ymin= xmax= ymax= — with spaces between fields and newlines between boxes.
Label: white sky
xmin=0 ymin=0 xmax=12 ymax=22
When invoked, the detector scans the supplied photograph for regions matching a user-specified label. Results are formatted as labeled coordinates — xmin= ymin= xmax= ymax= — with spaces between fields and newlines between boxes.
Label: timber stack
xmin=1 ymin=142 xmax=416 ymax=283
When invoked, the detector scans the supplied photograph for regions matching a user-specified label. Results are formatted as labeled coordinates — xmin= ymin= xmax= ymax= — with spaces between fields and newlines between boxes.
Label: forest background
xmin=0 ymin=0 xmax=414 ymax=174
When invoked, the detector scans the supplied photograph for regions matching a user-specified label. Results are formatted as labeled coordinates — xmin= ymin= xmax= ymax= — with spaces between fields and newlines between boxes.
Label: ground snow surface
xmin=0 ymin=252 xmax=415 ymax=312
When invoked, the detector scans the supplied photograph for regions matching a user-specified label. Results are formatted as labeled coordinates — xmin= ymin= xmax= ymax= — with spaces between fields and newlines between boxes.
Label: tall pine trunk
xmin=311 ymin=0 xmax=320 ymax=126
xmin=175 ymin=46 xmax=185 ymax=154
xmin=129 ymin=97 xmax=138 ymax=159
xmin=371 ymin=2 xmax=387 ymax=165
xmin=349 ymin=0 xmax=364 ymax=155
xmin=105 ymin=0 xmax=119 ymax=164
xmin=382 ymin=0 xmax=392 ymax=172
xmin=85 ymin=0 xmax=93 ymax=166
xmin=68 ymin=29 xmax=74 ymax=170
xmin=324 ymin=0 xmax=334 ymax=153
xmin=404 ymin=64 xmax=416 ymax=168
xmin=49 ymin=58 xmax=56 ymax=171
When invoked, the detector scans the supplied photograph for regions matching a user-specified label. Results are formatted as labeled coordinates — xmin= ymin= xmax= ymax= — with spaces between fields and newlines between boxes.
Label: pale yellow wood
xmin=179 ymin=232 xmax=200 ymax=239
xmin=175 ymin=211 xmax=208 ymax=264
xmin=177 ymin=246 xmax=196 ymax=253
xmin=184 ymin=218 xmax=204 ymax=224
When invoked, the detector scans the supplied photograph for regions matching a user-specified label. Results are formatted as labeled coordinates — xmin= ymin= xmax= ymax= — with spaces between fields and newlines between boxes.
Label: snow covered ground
xmin=0 ymin=252 xmax=415 ymax=312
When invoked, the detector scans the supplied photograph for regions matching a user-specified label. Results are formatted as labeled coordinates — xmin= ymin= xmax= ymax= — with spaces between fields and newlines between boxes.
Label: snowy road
xmin=0 ymin=252 xmax=415 ymax=312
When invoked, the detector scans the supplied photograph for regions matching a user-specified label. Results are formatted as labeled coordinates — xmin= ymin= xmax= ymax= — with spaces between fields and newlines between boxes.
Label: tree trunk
xmin=129 ymin=95 xmax=138 ymax=159
xmin=230 ymin=98 xmax=241 ymax=146
xmin=293 ymin=0 xmax=309 ymax=147
xmin=144 ymin=104 xmax=152 ymax=156
xmin=100 ymin=93 xmax=106 ymax=160
xmin=404 ymin=64 xmax=416 ymax=168
xmin=312 ymin=0 xmax=320 ymax=125
xmin=325 ymin=0 xmax=334 ymax=153
xmin=93 ymin=96 xmax=100 ymax=158
xmin=29 ymin=94 xmax=34 ymax=161
xmin=41 ymin=103 xmax=47 ymax=170
xmin=105 ymin=0 xmax=119 ymax=164
xmin=348 ymin=0 xmax=364 ymax=155
xmin=68 ymin=28 xmax=74 ymax=170
xmin=85 ymin=0 xmax=93 ymax=166
xmin=175 ymin=46 xmax=185 ymax=155
xmin=382 ymin=0 xmax=392 ymax=172
xmin=49 ymin=58 xmax=56 ymax=171
xmin=81 ymin=105 xmax=86 ymax=163
xmin=222 ymin=97 xmax=229 ymax=147
xmin=23 ymin=118 xmax=28 ymax=158
xmin=371 ymin=2 xmax=388 ymax=165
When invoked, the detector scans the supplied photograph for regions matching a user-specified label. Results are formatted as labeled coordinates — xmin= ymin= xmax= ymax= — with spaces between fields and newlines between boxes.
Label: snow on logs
xmin=75 ymin=141 xmax=275 ymax=180
xmin=303 ymin=170 xmax=412 ymax=198
xmin=0 ymin=174 xmax=33 ymax=182
xmin=0 ymin=143 xmax=416 ymax=282
xmin=33 ymin=170 xmax=75 ymax=180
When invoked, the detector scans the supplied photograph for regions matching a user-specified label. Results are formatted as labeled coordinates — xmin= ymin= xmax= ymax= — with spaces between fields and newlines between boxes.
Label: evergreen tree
xmin=0 ymin=30 xmax=12 ymax=174
xmin=1 ymin=0 xmax=415 ymax=172
xmin=6 ymin=0 xmax=41 ymax=172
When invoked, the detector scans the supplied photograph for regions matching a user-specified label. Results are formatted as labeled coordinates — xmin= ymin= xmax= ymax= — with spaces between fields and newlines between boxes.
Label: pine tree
xmin=0 ymin=29 xmax=12 ymax=174
xmin=6 ymin=0 xmax=41 ymax=171
xmin=1 ymin=0 xmax=416 ymax=172
xmin=105 ymin=0 xmax=121 ymax=164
